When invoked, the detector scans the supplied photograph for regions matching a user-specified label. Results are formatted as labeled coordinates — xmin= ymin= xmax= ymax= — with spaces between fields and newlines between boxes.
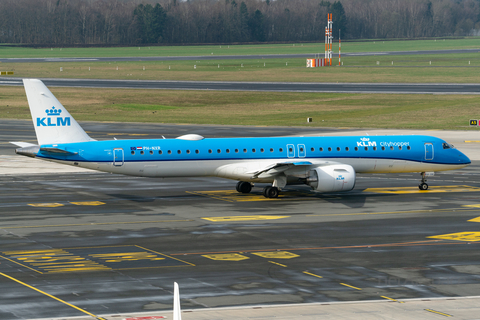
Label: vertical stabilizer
xmin=173 ymin=282 xmax=181 ymax=320
xmin=23 ymin=79 xmax=94 ymax=145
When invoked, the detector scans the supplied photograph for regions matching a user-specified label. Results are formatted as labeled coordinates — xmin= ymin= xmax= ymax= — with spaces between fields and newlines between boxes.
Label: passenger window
xmin=300 ymin=147 xmax=304 ymax=152
xmin=150 ymin=150 xmax=153 ymax=155
xmin=217 ymin=149 xmax=221 ymax=153
xmin=270 ymin=148 xmax=274 ymax=152
xmin=159 ymin=150 xmax=162 ymax=155
xmin=140 ymin=151 xmax=144 ymax=155
xmin=311 ymin=147 xmax=314 ymax=152
xmin=399 ymin=146 xmax=402 ymax=150
xmin=195 ymin=150 xmax=199 ymax=154
xmin=252 ymin=149 xmax=256 ymax=153
xmin=289 ymin=148 xmax=293 ymax=152
xmin=177 ymin=150 xmax=181 ymax=154
xmin=364 ymin=147 xmax=368 ymax=151
xmin=260 ymin=148 xmax=264 ymax=153
xmin=131 ymin=151 xmax=135 ymax=155
xmin=226 ymin=149 xmax=230 ymax=153
xmin=390 ymin=146 xmax=394 ymax=150
xmin=373 ymin=147 xmax=377 ymax=151
xmin=208 ymin=149 xmax=212 ymax=153
xmin=328 ymin=147 xmax=332 ymax=151
xmin=186 ymin=150 xmax=190 ymax=154
xmin=336 ymin=147 xmax=340 ymax=151
xmin=235 ymin=149 xmax=239 ymax=153
xmin=168 ymin=150 xmax=172 ymax=154
xmin=407 ymin=146 xmax=411 ymax=150
xmin=279 ymin=148 xmax=283 ymax=152
xmin=381 ymin=146 xmax=385 ymax=150
xmin=320 ymin=147 xmax=323 ymax=152
xmin=243 ymin=149 xmax=247 ymax=153
xmin=354 ymin=147 xmax=358 ymax=151
xmin=345 ymin=147 xmax=349 ymax=151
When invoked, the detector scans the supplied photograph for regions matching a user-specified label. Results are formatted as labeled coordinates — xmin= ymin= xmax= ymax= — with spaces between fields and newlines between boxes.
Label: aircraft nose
xmin=459 ymin=151 xmax=471 ymax=165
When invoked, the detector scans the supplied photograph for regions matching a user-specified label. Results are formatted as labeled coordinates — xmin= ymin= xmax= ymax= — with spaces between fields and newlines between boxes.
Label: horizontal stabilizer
xmin=40 ymin=147 xmax=78 ymax=155
xmin=10 ymin=141 xmax=38 ymax=148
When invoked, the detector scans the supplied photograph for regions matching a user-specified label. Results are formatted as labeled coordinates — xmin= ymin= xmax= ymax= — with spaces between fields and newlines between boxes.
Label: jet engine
xmin=306 ymin=164 xmax=356 ymax=192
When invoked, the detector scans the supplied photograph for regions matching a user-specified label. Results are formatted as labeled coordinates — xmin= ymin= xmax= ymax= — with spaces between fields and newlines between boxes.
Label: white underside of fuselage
xmin=41 ymin=157 xmax=468 ymax=184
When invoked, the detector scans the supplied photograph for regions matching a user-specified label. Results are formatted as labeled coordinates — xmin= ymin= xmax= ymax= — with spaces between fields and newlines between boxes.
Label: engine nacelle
xmin=306 ymin=164 xmax=356 ymax=192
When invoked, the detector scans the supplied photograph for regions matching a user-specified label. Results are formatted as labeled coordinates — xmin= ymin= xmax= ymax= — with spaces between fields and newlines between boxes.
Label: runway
xmin=1 ymin=48 xmax=479 ymax=63
xmin=2 ymin=77 xmax=480 ymax=94
xmin=2 ymin=120 xmax=480 ymax=319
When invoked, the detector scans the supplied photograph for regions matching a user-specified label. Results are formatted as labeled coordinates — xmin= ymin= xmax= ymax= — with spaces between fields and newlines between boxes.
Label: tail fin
xmin=173 ymin=282 xmax=182 ymax=320
xmin=23 ymin=79 xmax=95 ymax=145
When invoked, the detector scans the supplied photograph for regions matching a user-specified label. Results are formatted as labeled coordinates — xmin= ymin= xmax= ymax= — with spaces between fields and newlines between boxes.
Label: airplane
xmin=12 ymin=79 xmax=471 ymax=198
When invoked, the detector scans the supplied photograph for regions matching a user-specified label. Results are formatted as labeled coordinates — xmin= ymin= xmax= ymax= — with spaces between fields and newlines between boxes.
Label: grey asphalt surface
xmin=1 ymin=48 xmax=479 ymax=63
xmin=2 ymin=77 xmax=480 ymax=94
xmin=1 ymin=120 xmax=480 ymax=319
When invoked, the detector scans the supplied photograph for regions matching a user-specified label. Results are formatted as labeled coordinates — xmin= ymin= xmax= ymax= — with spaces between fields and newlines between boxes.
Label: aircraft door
xmin=287 ymin=144 xmax=295 ymax=158
xmin=297 ymin=144 xmax=306 ymax=158
xmin=113 ymin=148 xmax=124 ymax=166
xmin=424 ymin=143 xmax=434 ymax=161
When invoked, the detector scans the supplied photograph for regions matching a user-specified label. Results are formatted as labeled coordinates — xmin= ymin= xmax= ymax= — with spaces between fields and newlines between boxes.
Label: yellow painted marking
xmin=381 ymin=295 xmax=403 ymax=302
xmin=429 ymin=231 xmax=480 ymax=241
xmin=89 ymin=252 xmax=165 ymax=263
xmin=134 ymin=245 xmax=196 ymax=267
xmin=1 ymin=219 xmax=193 ymax=229
xmin=463 ymin=204 xmax=480 ymax=208
xmin=468 ymin=216 xmax=480 ymax=222
xmin=0 ymin=255 xmax=43 ymax=274
xmin=303 ymin=271 xmax=323 ymax=279
xmin=202 ymin=253 xmax=249 ymax=261
xmin=0 ymin=272 xmax=106 ymax=320
xmin=268 ymin=261 xmax=287 ymax=267
xmin=2 ymin=249 xmax=110 ymax=273
xmin=425 ymin=309 xmax=452 ymax=317
xmin=252 ymin=251 xmax=299 ymax=259
xmin=340 ymin=283 xmax=362 ymax=290
xmin=187 ymin=190 xmax=316 ymax=202
xmin=428 ymin=232 xmax=480 ymax=242
xmin=106 ymin=133 xmax=148 ymax=136
xmin=28 ymin=203 xmax=64 ymax=208
xmin=202 ymin=215 xmax=290 ymax=222
xmin=364 ymin=185 xmax=480 ymax=194
xmin=465 ymin=140 xmax=480 ymax=143
xmin=70 ymin=201 xmax=105 ymax=206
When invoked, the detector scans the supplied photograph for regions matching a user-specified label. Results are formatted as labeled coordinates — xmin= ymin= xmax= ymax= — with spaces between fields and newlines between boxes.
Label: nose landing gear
xmin=419 ymin=172 xmax=429 ymax=190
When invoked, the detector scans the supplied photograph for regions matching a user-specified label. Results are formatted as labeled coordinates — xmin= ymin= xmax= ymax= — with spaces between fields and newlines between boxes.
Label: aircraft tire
xmin=419 ymin=183 xmax=429 ymax=190
xmin=237 ymin=181 xmax=252 ymax=193
xmin=263 ymin=186 xmax=279 ymax=198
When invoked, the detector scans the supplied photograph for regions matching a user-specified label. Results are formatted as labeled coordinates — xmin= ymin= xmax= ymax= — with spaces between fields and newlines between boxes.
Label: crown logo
xmin=360 ymin=137 xmax=370 ymax=141
xmin=45 ymin=106 xmax=62 ymax=116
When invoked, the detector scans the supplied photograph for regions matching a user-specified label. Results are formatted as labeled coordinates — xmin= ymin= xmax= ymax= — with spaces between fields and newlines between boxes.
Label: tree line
xmin=0 ymin=0 xmax=479 ymax=45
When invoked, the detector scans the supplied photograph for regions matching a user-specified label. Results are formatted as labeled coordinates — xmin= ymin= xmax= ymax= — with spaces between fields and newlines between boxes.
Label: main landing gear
xmin=235 ymin=181 xmax=280 ymax=198
xmin=419 ymin=172 xmax=429 ymax=190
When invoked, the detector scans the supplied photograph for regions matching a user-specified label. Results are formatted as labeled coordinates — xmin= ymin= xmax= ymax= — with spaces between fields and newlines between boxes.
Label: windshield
xmin=442 ymin=142 xmax=455 ymax=149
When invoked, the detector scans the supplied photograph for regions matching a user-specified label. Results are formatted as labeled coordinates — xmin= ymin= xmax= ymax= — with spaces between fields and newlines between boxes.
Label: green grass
xmin=0 ymin=38 xmax=479 ymax=58
xmin=2 ymin=86 xmax=480 ymax=130
xmin=4 ymin=53 xmax=480 ymax=83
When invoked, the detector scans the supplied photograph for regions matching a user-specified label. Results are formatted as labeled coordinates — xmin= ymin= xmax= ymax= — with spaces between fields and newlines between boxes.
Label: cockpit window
xmin=443 ymin=142 xmax=454 ymax=149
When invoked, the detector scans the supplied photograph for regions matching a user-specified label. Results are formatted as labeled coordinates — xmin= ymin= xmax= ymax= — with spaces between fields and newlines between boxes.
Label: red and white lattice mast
xmin=326 ymin=13 xmax=333 ymax=66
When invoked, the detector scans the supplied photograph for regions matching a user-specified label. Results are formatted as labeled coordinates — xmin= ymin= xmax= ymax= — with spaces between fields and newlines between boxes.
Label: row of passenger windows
xmin=131 ymin=145 xmax=411 ymax=155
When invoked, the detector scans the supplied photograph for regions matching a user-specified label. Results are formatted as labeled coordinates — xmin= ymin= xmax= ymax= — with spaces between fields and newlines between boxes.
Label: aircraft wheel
xmin=263 ymin=186 xmax=279 ymax=198
xmin=419 ymin=183 xmax=429 ymax=190
xmin=236 ymin=181 xmax=252 ymax=193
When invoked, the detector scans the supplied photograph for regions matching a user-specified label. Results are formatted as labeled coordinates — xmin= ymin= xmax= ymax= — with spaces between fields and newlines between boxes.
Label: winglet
xmin=173 ymin=282 xmax=181 ymax=320
xmin=23 ymin=79 xmax=95 ymax=145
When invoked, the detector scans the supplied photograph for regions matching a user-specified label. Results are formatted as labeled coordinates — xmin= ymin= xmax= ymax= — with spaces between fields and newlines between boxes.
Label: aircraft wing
xmin=247 ymin=161 xmax=313 ymax=178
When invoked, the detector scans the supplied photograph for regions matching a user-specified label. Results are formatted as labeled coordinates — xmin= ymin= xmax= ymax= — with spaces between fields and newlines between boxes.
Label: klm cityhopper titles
xmin=12 ymin=79 xmax=471 ymax=198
